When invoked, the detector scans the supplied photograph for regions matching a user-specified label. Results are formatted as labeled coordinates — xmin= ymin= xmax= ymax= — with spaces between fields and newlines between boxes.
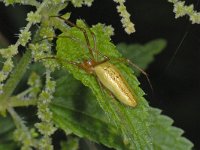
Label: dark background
xmin=0 ymin=0 xmax=200 ymax=149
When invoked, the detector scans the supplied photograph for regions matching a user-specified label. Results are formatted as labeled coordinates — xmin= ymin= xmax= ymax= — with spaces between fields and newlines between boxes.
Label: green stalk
xmin=0 ymin=49 xmax=31 ymax=102
xmin=8 ymin=97 xmax=37 ymax=107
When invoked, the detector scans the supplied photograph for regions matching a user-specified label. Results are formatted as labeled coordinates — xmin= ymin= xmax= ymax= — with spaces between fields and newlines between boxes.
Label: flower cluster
xmin=29 ymin=41 xmax=60 ymax=72
xmin=26 ymin=11 xmax=42 ymax=24
xmin=0 ymin=0 xmax=49 ymax=94
xmin=35 ymin=70 xmax=57 ymax=150
xmin=0 ymin=58 xmax=14 ymax=94
xmin=18 ymin=29 xmax=31 ymax=46
xmin=0 ymin=45 xmax=17 ymax=94
xmin=0 ymin=28 xmax=30 ymax=94
xmin=104 ymin=25 xmax=115 ymax=36
xmin=71 ymin=0 xmax=94 ymax=7
xmin=27 ymin=72 xmax=41 ymax=99
xmin=13 ymin=128 xmax=35 ymax=150
xmin=3 ymin=0 xmax=40 ymax=6
xmin=169 ymin=0 xmax=200 ymax=24
xmin=113 ymin=0 xmax=135 ymax=34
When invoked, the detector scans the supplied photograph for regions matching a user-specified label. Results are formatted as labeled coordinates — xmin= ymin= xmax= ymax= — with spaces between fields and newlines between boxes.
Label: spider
xmin=41 ymin=16 xmax=151 ymax=107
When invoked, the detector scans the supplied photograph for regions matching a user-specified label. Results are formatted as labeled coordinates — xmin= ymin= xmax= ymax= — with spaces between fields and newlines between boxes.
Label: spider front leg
xmin=51 ymin=15 xmax=97 ymax=60
xmin=111 ymin=57 xmax=153 ymax=92
xmin=38 ymin=56 xmax=85 ymax=71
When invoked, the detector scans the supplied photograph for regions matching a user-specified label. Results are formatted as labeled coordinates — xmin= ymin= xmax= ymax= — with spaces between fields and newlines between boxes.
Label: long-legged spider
xmin=42 ymin=16 xmax=151 ymax=107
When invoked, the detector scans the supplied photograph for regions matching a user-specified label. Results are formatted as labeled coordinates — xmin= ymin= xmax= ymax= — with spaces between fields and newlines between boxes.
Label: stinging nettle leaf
xmin=117 ymin=39 xmax=167 ymax=75
xmin=149 ymin=108 xmax=193 ymax=150
xmin=51 ymin=73 xmax=128 ymax=149
xmin=51 ymin=72 xmax=193 ymax=150
xmin=0 ymin=117 xmax=17 ymax=150
xmin=60 ymin=137 xmax=79 ymax=150
xmin=54 ymin=20 xmax=153 ymax=149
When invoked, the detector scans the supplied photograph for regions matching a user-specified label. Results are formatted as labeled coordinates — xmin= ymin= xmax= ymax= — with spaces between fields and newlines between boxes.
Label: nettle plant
xmin=0 ymin=0 xmax=198 ymax=149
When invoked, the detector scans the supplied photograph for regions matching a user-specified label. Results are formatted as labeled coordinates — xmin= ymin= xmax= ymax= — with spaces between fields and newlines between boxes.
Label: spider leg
xmin=111 ymin=57 xmax=153 ymax=92
xmin=38 ymin=56 xmax=83 ymax=70
xmin=51 ymin=15 xmax=96 ymax=60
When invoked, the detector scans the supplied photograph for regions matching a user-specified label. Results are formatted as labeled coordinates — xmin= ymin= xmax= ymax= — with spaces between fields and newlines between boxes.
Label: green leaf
xmin=60 ymin=137 xmax=79 ymax=150
xmin=52 ymin=105 xmax=126 ymax=149
xmin=0 ymin=117 xmax=17 ymax=150
xmin=0 ymin=144 xmax=16 ymax=150
xmin=51 ymin=73 xmax=127 ymax=149
xmin=51 ymin=72 xmax=193 ymax=150
xmin=0 ymin=117 xmax=14 ymax=135
xmin=116 ymin=39 xmax=193 ymax=149
xmin=149 ymin=108 xmax=193 ymax=150
xmin=55 ymin=20 xmax=153 ymax=149
xmin=117 ymin=39 xmax=166 ymax=75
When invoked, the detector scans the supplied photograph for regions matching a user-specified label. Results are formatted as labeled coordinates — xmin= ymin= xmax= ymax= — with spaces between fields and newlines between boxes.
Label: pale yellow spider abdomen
xmin=94 ymin=62 xmax=137 ymax=107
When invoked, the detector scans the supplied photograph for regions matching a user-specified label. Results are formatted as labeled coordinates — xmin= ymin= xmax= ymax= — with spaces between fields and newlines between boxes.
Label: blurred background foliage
xmin=0 ymin=0 xmax=199 ymax=149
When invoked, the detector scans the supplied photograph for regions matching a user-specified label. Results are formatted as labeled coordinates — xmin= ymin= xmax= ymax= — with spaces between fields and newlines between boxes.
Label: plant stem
xmin=8 ymin=107 xmax=38 ymax=148
xmin=8 ymin=107 xmax=28 ymax=129
xmin=8 ymin=97 xmax=37 ymax=107
xmin=0 ymin=49 xmax=32 ymax=101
